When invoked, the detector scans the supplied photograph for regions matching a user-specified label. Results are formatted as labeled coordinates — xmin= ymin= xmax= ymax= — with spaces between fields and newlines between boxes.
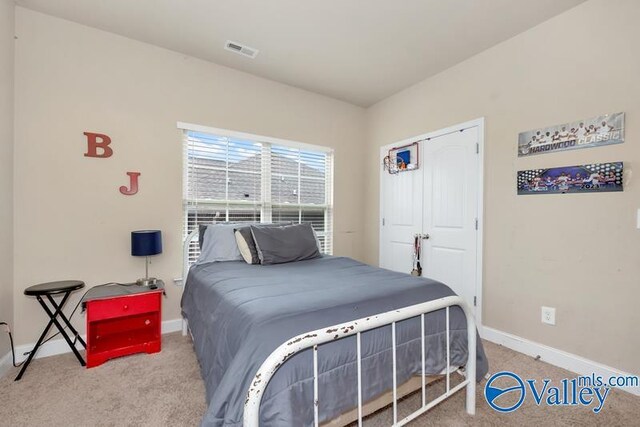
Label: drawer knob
xmin=123 ymin=305 xmax=128 ymax=310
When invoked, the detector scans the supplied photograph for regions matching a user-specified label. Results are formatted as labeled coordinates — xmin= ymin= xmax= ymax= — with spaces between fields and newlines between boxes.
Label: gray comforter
xmin=181 ymin=256 xmax=488 ymax=426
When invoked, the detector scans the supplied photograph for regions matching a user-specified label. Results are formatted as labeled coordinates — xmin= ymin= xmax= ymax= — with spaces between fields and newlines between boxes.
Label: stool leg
xmin=14 ymin=304 xmax=58 ymax=381
xmin=46 ymin=294 xmax=87 ymax=349
xmin=38 ymin=295 xmax=86 ymax=366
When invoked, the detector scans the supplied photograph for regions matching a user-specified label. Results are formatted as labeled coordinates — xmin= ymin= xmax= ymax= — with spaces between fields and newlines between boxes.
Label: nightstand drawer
xmin=87 ymin=293 xmax=160 ymax=321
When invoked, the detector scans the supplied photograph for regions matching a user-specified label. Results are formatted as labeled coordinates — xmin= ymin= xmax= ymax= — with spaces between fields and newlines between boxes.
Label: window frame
xmin=179 ymin=122 xmax=334 ymax=262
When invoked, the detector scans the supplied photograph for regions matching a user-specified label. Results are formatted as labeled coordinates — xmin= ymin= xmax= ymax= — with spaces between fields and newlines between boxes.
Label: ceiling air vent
xmin=224 ymin=40 xmax=259 ymax=59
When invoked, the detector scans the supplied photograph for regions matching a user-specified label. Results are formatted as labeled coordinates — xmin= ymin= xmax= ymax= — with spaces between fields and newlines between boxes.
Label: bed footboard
xmin=243 ymin=295 xmax=476 ymax=426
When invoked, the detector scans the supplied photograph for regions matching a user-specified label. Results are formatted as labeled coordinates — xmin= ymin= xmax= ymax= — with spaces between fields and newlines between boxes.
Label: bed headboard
xmin=182 ymin=228 xmax=200 ymax=288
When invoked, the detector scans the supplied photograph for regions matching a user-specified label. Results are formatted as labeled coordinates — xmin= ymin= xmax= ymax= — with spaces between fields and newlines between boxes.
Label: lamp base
xmin=136 ymin=277 xmax=158 ymax=287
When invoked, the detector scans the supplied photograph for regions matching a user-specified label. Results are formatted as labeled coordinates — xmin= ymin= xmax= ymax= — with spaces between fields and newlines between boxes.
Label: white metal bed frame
xmin=182 ymin=229 xmax=477 ymax=427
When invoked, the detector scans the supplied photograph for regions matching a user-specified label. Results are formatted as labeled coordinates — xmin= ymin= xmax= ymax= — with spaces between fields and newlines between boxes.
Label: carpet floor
xmin=0 ymin=333 xmax=637 ymax=426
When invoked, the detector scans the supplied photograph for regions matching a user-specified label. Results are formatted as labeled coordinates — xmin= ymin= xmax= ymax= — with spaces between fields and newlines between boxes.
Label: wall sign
xmin=517 ymin=112 xmax=625 ymax=157
xmin=517 ymin=162 xmax=623 ymax=195
xmin=84 ymin=131 xmax=141 ymax=195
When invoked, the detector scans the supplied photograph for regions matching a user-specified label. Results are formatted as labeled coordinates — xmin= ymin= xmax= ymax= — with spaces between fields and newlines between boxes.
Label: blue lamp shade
xmin=131 ymin=230 xmax=163 ymax=257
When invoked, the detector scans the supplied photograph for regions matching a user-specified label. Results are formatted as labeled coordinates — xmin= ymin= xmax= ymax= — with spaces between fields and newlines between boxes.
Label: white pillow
xmin=234 ymin=230 xmax=254 ymax=264
xmin=196 ymin=223 xmax=248 ymax=264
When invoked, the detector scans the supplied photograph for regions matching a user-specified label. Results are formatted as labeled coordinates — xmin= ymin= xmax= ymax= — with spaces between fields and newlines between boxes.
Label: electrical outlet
xmin=541 ymin=306 xmax=556 ymax=325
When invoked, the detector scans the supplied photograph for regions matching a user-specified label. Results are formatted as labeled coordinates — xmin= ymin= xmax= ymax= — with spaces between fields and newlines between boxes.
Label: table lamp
xmin=131 ymin=230 xmax=162 ymax=286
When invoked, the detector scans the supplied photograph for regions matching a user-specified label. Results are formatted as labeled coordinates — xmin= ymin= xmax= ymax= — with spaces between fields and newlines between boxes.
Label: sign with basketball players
xmin=517 ymin=162 xmax=623 ymax=195
xmin=518 ymin=112 xmax=625 ymax=157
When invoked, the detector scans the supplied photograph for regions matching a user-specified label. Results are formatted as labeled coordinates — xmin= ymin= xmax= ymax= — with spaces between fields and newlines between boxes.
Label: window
xmin=182 ymin=125 xmax=333 ymax=263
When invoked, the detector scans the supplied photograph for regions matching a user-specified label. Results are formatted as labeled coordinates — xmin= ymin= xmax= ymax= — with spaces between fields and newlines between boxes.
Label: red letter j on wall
xmin=120 ymin=172 xmax=141 ymax=195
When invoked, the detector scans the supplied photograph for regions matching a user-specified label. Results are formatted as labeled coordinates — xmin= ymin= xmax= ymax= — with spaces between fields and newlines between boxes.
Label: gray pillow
xmin=197 ymin=223 xmax=256 ymax=264
xmin=234 ymin=223 xmax=293 ymax=264
xmin=250 ymin=223 xmax=321 ymax=265
xmin=197 ymin=221 xmax=258 ymax=250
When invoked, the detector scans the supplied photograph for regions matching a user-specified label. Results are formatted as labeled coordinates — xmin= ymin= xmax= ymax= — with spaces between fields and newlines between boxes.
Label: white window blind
xmin=183 ymin=128 xmax=334 ymax=263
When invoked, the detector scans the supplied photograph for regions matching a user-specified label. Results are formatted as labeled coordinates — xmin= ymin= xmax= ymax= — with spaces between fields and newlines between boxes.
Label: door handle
xmin=422 ymin=233 xmax=430 ymax=240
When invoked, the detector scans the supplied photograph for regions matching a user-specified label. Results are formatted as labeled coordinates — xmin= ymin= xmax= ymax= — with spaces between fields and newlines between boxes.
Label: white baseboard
xmin=0 ymin=351 xmax=11 ymax=377
xmin=12 ymin=318 xmax=184 ymax=364
xmin=161 ymin=318 xmax=183 ymax=334
xmin=482 ymin=326 xmax=639 ymax=396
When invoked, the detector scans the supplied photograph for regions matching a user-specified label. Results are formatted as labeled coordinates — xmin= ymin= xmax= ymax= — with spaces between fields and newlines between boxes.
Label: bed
xmin=181 ymin=252 xmax=488 ymax=426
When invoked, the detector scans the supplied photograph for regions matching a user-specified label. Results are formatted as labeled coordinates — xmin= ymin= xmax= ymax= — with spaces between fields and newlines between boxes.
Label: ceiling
xmin=16 ymin=0 xmax=585 ymax=107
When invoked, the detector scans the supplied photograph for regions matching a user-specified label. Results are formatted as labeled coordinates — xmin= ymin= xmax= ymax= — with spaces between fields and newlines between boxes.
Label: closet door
xmin=421 ymin=127 xmax=479 ymax=311
xmin=379 ymin=147 xmax=423 ymax=273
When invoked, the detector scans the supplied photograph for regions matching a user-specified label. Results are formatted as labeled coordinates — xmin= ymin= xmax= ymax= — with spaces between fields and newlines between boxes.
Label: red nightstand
xmin=83 ymin=282 xmax=164 ymax=368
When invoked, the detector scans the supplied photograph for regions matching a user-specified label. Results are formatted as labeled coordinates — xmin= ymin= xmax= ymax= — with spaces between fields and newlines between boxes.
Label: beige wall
xmin=13 ymin=8 xmax=366 ymax=346
xmin=0 ymin=0 xmax=14 ymax=358
xmin=364 ymin=0 xmax=640 ymax=374
xmin=10 ymin=0 xmax=640 ymax=376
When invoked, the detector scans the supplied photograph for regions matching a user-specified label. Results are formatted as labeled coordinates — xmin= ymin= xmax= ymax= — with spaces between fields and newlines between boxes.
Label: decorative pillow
xmin=235 ymin=228 xmax=257 ymax=264
xmin=197 ymin=223 xmax=254 ymax=264
xmin=234 ymin=223 xmax=292 ymax=264
xmin=250 ymin=223 xmax=321 ymax=265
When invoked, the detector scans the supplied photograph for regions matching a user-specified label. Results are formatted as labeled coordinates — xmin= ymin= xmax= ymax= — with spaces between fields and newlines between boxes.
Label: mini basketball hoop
xmin=384 ymin=141 xmax=419 ymax=175
xmin=383 ymin=155 xmax=399 ymax=174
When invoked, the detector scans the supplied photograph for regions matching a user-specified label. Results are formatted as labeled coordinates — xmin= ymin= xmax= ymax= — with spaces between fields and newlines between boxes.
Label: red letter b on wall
xmin=84 ymin=132 xmax=113 ymax=158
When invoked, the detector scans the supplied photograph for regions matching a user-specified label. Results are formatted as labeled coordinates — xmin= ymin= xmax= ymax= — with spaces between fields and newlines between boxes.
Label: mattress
xmin=181 ymin=255 xmax=488 ymax=426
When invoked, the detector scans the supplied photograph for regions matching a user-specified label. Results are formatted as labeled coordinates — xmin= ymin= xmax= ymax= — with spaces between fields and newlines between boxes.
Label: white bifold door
xmin=380 ymin=124 xmax=481 ymax=315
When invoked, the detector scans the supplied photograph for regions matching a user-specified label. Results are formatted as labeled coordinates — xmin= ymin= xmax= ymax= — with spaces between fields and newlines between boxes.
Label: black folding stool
xmin=15 ymin=280 xmax=87 ymax=381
